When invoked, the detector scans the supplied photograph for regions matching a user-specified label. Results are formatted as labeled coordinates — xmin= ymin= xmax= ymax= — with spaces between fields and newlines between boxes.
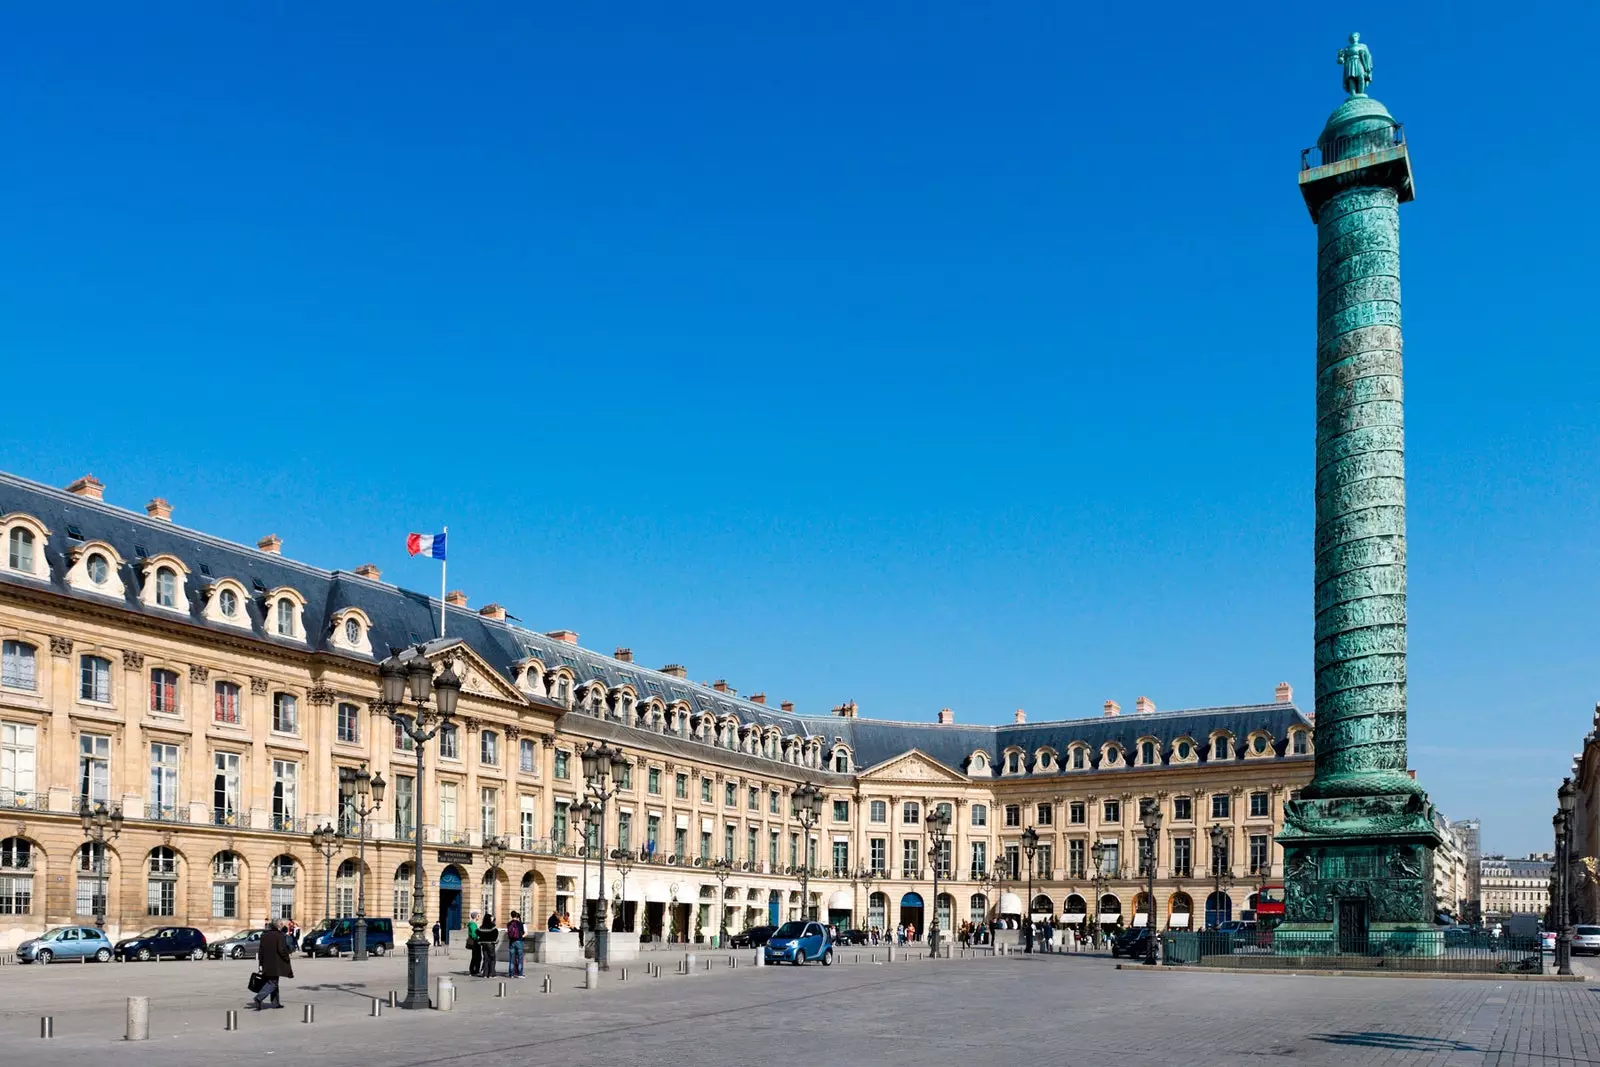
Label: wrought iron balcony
xmin=269 ymin=814 xmax=306 ymax=834
xmin=0 ymin=790 xmax=48 ymax=812
xmin=143 ymin=802 xmax=190 ymax=823
xmin=212 ymin=809 xmax=251 ymax=829
xmin=1301 ymin=123 xmax=1405 ymax=170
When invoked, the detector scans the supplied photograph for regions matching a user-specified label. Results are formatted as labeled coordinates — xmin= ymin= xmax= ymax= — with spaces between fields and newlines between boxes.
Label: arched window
xmin=86 ymin=552 xmax=110 ymax=585
xmin=147 ymin=847 xmax=178 ymax=917
xmin=520 ymin=871 xmax=535 ymax=921
xmin=76 ymin=842 xmax=108 ymax=917
xmin=270 ymin=855 xmax=297 ymax=921
xmin=1291 ymin=730 xmax=1309 ymax=755
xmin=0 ymin=837 xmax=34 ymax=915
xmin=276 ymin=598 xmax=295 ymax=636
xmin=970 ymin=892 xmax=988 ymax=924
xmin=7 ymin=527 xmax=36 ymax=573
xmin=1205 ymin=891 xmax=1233 ymax=929
xmin=345 ymin=617 xmax=362 ymax=645
xmin=212 ymin=851 xmax=241 ymax=918
xmin=1072 ymin=746 xmax=1086 ymax=770
xmin=868 ymin=891 xmax=887 ymax=930
xmin=833 ymin=749 xmax=850 ymax=773
xmin=156 ymin=567 xmax=178 ymax=608
xmin=2 ymin=639 xmax=37 ymax=691
xmin=1006 ymin=751 xmax=1021 ymax=774
xmin=1140 ymin=741 xmax=1156 ymax=764
xmin=218 ymin=587 xmax=239 ymax=617
xmin=335 ymin=859 xmax=360 ymax=916
xmin=394 ymin=863 xmax=414 ymax=920
xmin=481 ymin=869 xmax=498 ymax=916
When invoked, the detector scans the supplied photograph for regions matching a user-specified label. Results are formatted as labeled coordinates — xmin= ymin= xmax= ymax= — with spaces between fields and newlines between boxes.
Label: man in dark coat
xmin=252 ymin=919 xmax=294 ymax=1010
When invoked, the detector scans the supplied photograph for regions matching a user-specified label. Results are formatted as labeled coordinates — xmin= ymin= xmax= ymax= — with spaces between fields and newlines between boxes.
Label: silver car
xmin=208 ymin=929 xmax=264 ymax=959
xmin=1573 ymin=925 xmax=1600 ymax=956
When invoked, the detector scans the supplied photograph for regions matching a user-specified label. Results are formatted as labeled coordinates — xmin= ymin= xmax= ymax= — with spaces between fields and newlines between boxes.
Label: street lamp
xmin=483 ymin=834 xmax=507 ymax=919
xmin=712 ymin=857 xmax=733 ymax=947
xmin=855 ymin=867 xmax=877 ymax=936
xmin=78 ymin=798 xmax=123 ymax=931
xmin=378 ymin=646 xmax=460 ymax=1009
xmin=1090 ymin=840 xmax=1107 ymax=945
xmin=309 ymin=822 xmax=345 ymax=922
xmin=611 ymin=847 xmax=635 ymax=932
xmin=1207 ymin=824 xmax=1232 ymax=930
xmin=791 ymin=783 xmax=824 ymax=920
xmin=1140 ymin=799 xmax=1162 ymax=966
xmin=572 ymin=800 xmax=595 ymax=941
xmin=339 ymin=765 xmax=385 ymax=961
xmin=1556 ymin=777 xmax=1577 ymax=976
xmin=579 ymin=741 xmax=629 ymax=969
xmin=1020 ymin=826 xmax=1040 ymax=953
xmin=926 ymin=805 xmax=952 ymax=956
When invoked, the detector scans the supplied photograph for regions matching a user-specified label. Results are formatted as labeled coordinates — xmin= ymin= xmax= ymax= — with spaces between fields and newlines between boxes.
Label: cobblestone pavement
xmin=4 ymin=949 xmax=1598 ymax=1066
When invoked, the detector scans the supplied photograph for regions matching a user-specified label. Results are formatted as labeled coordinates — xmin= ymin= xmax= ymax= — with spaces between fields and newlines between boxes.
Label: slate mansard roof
xmin=0 ymin=471 xmax=1313 ymax=775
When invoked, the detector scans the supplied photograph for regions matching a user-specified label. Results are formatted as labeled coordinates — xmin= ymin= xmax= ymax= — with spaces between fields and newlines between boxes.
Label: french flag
xmin=406 ymin=532 xmax=447 ymax=560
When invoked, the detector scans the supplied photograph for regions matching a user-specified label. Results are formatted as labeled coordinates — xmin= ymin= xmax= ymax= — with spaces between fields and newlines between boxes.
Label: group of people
xmin=464 ymin=910 xmax=527 ymax=978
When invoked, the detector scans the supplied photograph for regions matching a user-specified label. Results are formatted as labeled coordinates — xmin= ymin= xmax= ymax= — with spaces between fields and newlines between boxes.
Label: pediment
xmin=858 ymin=749 xmax=969 ymax=784
xmin=415 ymin=639 xmax=527 ymax=706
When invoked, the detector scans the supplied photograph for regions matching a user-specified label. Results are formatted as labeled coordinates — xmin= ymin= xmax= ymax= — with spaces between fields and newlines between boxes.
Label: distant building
xmin=1479 ymin=855 xmax=1552 ymax=922
xmin=1430 ymin=812 xmax=1470 ymax=918
xmin=1454 ymin=818 xmax=1482 ymax=923
xmin=1570 ymin=704 xmax=1599 ymax=924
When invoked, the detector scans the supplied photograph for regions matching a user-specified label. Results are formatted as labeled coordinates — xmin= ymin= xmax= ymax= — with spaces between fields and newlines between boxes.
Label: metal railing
xmin=269 ymin=814 xmax=306 ymax=834
xmin=0 ymin=791 xmax=48 ymax=811
xmin=1301 ymin=123 xmax=1406 ymax=170
xmin=212 ymin=810 xmax=251 ymax=829
xmin=144 ymin=802 xmax=189 ymax=823
xmin=1164 ymin=928 xmax=1542 ymax=973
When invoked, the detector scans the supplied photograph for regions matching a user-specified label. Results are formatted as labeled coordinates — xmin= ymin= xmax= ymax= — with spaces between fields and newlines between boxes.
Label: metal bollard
xmin=686 ymin=953 xmax=696 ymax=973
xmin=496 ymin=981 xmax=507 ymax=997
xmin=585 ymin=962 xmax=599 ymax=990
xmin=541 ymin=974 xmax=552 ymax=993
xmin=434 ymin=976 xmax=455 ymax=1011
xmin=302 ymin=1004 xmax=315 ymax=1024
xmin=754 ymin=949 xmax=763 ymax=968
xmin=40 ymin=1016 xmax=54 ymax=1039
xmin=224 ymin=1010 xmax=238 ymax=1032
xmin=125 ymin=996 xmax=150 ymax=1041
xmin=388 ymin=990 xmax=398 ymax=1007
xmin=619 ymin=968 xmax=626 ymax=982
xmin=370 ymin=999 xmax=383 ymax=1017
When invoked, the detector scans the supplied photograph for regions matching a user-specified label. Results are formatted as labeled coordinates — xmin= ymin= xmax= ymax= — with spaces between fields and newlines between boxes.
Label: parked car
xmin=302 ymin=917 xmax=394 ymax=957
xmin=729 ymin=925 xmax=776 ymax=949
xmin=209 ymin=929 xmax=265 ymax=959
xmin=1111 ymin=928 xmax=1155 ymax=959
xmin=17 ymin=926 xmax=114 ymax=964
xmin=1573 ymin=925 xmax=1600 ymax=956
xmin=115 ymin=926 xmax=208 ymax=961
xmin=763 ymin=920 xmax=835 ymax=966
xmin=835 ymin=928 xmax=870 ymax=946
xmin=1541 ymin=930 xmax=1558 ymax=952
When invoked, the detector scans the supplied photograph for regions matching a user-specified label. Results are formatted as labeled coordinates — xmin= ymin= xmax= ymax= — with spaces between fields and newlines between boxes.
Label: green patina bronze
xmin=1276 ymin=34 xmax=1440 ymax=953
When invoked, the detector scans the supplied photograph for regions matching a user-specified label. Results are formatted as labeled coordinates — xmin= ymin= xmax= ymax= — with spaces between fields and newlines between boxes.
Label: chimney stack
xmin=1103 ymin=699 xmax=1121 ymax=717
xmin=1275 ymin=681 xmax=1293 ymax=704
xmin=750 ymin=693 xmax=767 ymax=705
xmin=256 ymin=534 xmax=282 ymax=555
xmin=547 ymin=629 xmax=579 ymax=645
xmin=780 ymin=701 xmax=795 ymax=713
xmin=937 ymin=708 xmax=954 ymax=725
xmin=145 ymin=498 xmax=173 ymax=522
xmin=712 ymin=679 xmax=736 ymax=695
xmin=353 ymin=563 xmax=382 ymax=580
xmin=65 ymin=474 xmax=105 ymax=500
xmin=833 ymin=701 xmax=858 ymax=718
xmin=661 ymin=664 xmax=687 ymax=679
xmin=1135 ymin=695 xmax=1156 ymax=715
xmin=1014 ymin=708 xmax=1027 ymax=724
xmin=445 ymin=590 xmax=468 ymax=608
xmin=613 ymin=648 xmax=633 ymax=662
xmin=479 ymin=604 xmax=507 ymax=621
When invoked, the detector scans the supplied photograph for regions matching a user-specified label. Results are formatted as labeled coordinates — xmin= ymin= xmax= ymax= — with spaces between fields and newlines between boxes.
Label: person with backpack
xmin=505 ymin=912 xmax=525 ymax=978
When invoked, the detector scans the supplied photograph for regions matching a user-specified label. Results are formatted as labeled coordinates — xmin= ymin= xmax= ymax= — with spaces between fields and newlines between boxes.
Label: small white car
xmin=1572 ymin=925 xmax=1600 ymax=956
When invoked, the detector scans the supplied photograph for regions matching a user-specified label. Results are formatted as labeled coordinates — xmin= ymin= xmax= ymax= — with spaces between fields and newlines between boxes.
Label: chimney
xmin=1014 ymin=708 xmax=1027 ymax=724
xmin=1275 ymin=681 xmax=1293 ymax=704
xmin=547 ymin=629 xmax=579 ymax=645
xmin=145 ymin=498 xmax=173 ymax=522
xmin=750 ymin=693 xmax=767 ymax=705
xmin=661 ymin=664 xmax=687 ymax=679
xmin=712 ymin=680 xmax=729 ymax=693
xmin=780 ymin=701 xmax=795 ymax=713
xmin=937 ymin=708 xmax=954 ymax=725
xmin=445 ymin=590 xmax=468 ymax=608
xmin=1103 ymin=699 xmax=1121 ymax=717
xmin=65 ymin=474 xmax=105 ymax=500
xmin=1135 ymin=695 xmax=1156 ymax=715
xmin=613 ymin=647 xmax=633 ymax=662
xmin=479 ymin=604 xmax=507 ymax=621
xmin=354 ymin=563 xmax=382 ymax=580
xmin=256 ymin=534 xmax=282 ymax=555
xmin=834 ymin=701 xmax=858 ymax=718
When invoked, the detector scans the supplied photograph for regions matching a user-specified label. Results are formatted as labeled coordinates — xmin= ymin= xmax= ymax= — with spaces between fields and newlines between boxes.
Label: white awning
xmin=1098 ymin=912 xmax=1121 ymax=923
xmin=1169 ymin=913 xmax=1191 ymax=928
xmin=675 ymin=814 xmax=688 ymax=830
xmin=827 ymin=890 xmax=853 ymax=910
xmin=644 ymin=880 xmax=670 ymax=903
xmin=998 ymin=892 xmax=1023 ymax=914
xmin=832 ymin=834 xmax=851 ymax=843
xmin=1132 ymin=912 xmax=1149 ymax=927
xmin=700 ymin=817 xmax=713 ymax=833
xmin=1062 ymin=912 xmax=1087 ymax=923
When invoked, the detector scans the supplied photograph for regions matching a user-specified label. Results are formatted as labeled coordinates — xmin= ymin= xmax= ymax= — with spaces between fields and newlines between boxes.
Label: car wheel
xmin=191 ymin=948 xmax=205 ymax=961
xmin=95 ymin=948 xmax=111 ymax=963
xmin=136 ymin=947 xmax=152 ymax=962
xmin=822 ymin=948 xmax=834 ymax=967
xmin=232 ymin=946 xmax=245 ymax=959
xmin=36 ymin=949 xmax=52 ymax=964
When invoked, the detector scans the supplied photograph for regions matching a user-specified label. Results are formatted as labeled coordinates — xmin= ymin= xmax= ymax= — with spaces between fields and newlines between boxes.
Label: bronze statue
xmin=1338 ymin=32 xmax=1373 ymax=96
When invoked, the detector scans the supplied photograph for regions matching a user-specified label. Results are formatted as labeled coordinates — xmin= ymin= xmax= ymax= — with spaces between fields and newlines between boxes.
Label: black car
xmin=729 ymin=925 xmax=777 ymax=948
xmin=115 ymin=926 xmax=208 ymax=961
xmin=835 ymin=928 xmax=870 ymax=945
xmin=1110 ymin=928 xmax=1155 ymax=959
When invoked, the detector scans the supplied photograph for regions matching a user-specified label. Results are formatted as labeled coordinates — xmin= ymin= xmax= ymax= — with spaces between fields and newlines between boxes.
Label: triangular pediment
xmin=413 ymin=639 xmax=527 ymax=706
xmin=858 ymin=748 xmax=969 ymax=784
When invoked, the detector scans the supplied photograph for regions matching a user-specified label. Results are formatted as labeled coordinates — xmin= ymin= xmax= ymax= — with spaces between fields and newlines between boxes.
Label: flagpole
xmin=439 ymin=525 xmax=448 ymax=638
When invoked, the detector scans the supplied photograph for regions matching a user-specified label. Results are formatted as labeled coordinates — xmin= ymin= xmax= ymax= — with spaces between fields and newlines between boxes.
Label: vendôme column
xmin=1277 ymin=33 xmax=1441 ymax=953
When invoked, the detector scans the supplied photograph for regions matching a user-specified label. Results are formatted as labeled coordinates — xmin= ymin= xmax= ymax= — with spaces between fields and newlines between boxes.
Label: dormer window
xmin=1104 ymin=746 xmax=1121 ymax=766
xmin=265 ymin=590 xmax=305 ymax=641
xmin=1140 ymin=741 xmax=1156 ymax=764
xmin=219 ymin=588 xmax=239 ymax=617
xmin=972 ymin=754 xmax=986 ymax=772
xmin=1251 ymin=734 xmax=1269 ymax=755
xmin=7 ymin=528 xmax=35 ymax=573
xmin=345 ymin=618 xmax=361 ymax=645
xmin=86 ymin=552 xmax=109 ymax=585
xmin=1176 ymin=740 xmax=1193 ymax=760
xmin=2 ymin=515 xmax=50 ymax=579
xmin=156 ymin=567 xmax=178 ymax=607
xmin=1006 ymin=751 xmax=1021 ymax=774
xmin=833 ymin=749 xmax=850 ymax=773
xmin=276 ymin=599 xmax=294 ymax=636
xmin=1072 ymin=747 xmax=1086 ymax=770
xmin=329 ymin=609 xmax=374 ymax=656
xmin=1291 ymin=731 xmax=1308 ymax=755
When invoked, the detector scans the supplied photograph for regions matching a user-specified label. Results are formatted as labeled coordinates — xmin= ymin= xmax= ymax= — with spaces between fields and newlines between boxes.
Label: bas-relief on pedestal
xmin=1275 ymin=34 xmax=1439 ymax=950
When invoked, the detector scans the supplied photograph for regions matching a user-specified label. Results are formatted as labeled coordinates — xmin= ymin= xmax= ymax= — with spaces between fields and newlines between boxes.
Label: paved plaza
xmin=2 ymin=948 xmax=1599 ymax=1066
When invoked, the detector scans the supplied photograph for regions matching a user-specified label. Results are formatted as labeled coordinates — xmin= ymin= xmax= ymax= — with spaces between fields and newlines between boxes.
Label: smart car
xmin=17 ymin=926 xmax=114 ymax=964
xmin=763 ymin=920 xmax=834 ymax=966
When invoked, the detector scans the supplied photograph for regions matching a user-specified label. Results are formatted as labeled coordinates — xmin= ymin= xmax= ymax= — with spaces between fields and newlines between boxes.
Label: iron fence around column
xmin=1162 ymin=929 xmax=1543 ymax=974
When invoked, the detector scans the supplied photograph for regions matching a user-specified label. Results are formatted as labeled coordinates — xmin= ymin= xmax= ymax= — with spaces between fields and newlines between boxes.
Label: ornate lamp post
xmin=1140 ymin=799 xmax=1162 ymax=966
xmin=1207 ymin=823 xmax=1237 ymax=931
xmin=309 ymin=822 xmax=344 ymax=922
xmin=926 ymin=805 xmax=952 ymax=956
xmin=579 ymin=741 xmax=629 ymax=969
xmin=483 ymin=835 xmax=507 ymax=918
xmin=78 ymin=798 xmax=123 ymax=931
xmin=339 ymin=765 xmax=385 ymax=961
xmin=611 ymin=846 xmax=635 ymax=932
xmin=855 ymin=867 xmax=877 ymax=936
xmin=1020 ymin=826 xmax=1039 ymax=953
xmin=378 ymin=646 xmax=460 ymax=1010
xmin=572 ymin=800 xmax=595 ymax=940
xmin=982 ymin=862 xmax=1005 ymax=937
xmin=791 ymin=783 xmax=824 ymax=920
xmin=712 ymin=857 xmax=733 ymax=946
xmin=1556 ymin=777 xmax=1577 ymax=976
xmin=1090 ymin=840 xmax=1107 ymax=945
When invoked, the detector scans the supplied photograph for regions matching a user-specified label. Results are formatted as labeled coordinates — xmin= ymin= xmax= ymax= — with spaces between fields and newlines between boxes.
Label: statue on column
xmin=1338 ymin=32 xmax=1373 ymax=96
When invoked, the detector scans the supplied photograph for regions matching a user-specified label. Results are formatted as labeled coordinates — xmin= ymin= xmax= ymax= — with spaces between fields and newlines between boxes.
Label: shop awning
xmin=999 ymin=892 xmax=1023 ymax=914
xmin=827 ymin=890 xmax=853 ymax=910
xmin=1097 ymin=911 xmax=1121 ymax=923
xmin=1132 ymin=912 xmax=1149 ymax=927
xmin=1062 ymin=912 xmax=1087 ymax=923
xmin=1169 ymin=913 xmax=1191 ymax=928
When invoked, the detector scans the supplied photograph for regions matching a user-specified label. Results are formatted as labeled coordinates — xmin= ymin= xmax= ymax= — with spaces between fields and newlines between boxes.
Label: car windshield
xmin=773 ymin=921 xmax=808 ymax=939
xmin=308 ymin=919 xmax=337 ymax=935
xmin=139 ymin=928 xmax=167 ymax=938
xmin=41 ymin=928 xmax=68 ymax=941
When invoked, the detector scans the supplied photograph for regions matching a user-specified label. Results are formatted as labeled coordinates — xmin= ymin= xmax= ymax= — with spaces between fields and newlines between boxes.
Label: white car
xmin=1573 ymin=925 xmax=1600 ymax=956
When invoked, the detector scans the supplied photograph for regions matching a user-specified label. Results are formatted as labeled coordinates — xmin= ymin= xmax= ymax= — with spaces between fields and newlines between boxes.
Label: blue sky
xmin=2 ymin=4 xmax=1595 ymax=856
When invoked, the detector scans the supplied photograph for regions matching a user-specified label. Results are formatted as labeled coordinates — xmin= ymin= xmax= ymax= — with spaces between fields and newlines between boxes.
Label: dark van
xmin=302 ymin=917 xmax=394 ymax=957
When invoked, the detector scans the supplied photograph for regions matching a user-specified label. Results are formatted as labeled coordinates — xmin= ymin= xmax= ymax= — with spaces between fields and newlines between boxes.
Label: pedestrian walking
xmin=466 ymin=911 xmax=482 ymax=977
xmin=477 ymin=914 xmax=500 ymax=978
xmin=250 ymin=918 xmax=293 ymax=1011
xmin=506 ymin=912 xmax=526 ymax=978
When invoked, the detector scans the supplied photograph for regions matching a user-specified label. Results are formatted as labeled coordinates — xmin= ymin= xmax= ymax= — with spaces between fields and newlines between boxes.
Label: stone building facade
xmin=1569 ymin=704 xmax=1599 ymax=924
xmin=1479 ymin=855 xmax=1552 ymax=922
xmin=0 ymin=470 xmax=1314 ymax=949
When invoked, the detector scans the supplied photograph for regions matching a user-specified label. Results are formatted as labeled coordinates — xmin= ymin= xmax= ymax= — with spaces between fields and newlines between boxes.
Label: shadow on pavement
xmin=1310 ymin=1032 xmax=1479 ymax=1052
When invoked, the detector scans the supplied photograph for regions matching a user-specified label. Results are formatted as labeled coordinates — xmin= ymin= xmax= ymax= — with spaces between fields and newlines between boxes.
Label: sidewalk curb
xmin=1116 ymin=963 xmax=1585 ymax=982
